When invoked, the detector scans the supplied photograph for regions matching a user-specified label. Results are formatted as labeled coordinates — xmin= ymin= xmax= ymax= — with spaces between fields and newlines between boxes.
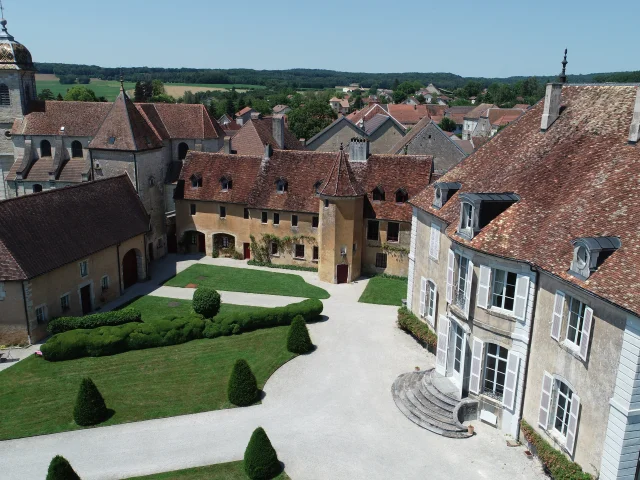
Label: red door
xmin=337 ymin=264 xmax=349 ymax=284
xmin=243 ymin=243 xmax=251 ymax=259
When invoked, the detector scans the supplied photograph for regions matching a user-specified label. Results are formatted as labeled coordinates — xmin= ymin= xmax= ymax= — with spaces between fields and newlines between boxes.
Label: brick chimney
xmin=628 ymin=87 xmax=640 ymax=144
xmin=223 ymin=136 xmax=232 ymax=154
xmin=541 ymin=50 xmax=568 ymax=132
xmin=272 ymin=114 xmax=285 ymax=149
xmin=349 ymin=137 xmax=369 ymax=162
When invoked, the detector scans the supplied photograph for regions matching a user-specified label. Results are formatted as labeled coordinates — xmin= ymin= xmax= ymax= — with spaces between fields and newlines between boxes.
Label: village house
xmin=272 ymin=104 xmax=291 ymax=115
xmin=348 ymin=103 xmax=445 ymax=128
xmin=234 ymin=106 xmax=255 ymax=126
xmin=402 ymin=72 xmax=640 ymax=479
xmin=461 ymin=103 xmax=495 ymax=139
xmin=444 ymin=106 xmax=475 ymax=134
xmin=174 ymin=141 xmax=433 ymax=282
xmin=0 ymin=175 xmax=149 ymax=344
xmin=220 ymin=114 xmax=303 ymax=155
xmin=329 ymin=96 xmax=350 ymax=115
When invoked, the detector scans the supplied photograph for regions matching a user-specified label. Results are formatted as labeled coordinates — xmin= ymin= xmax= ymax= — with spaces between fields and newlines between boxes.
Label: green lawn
xmin=0 ymin=311 xmax=295 ymax=440
xmin=358 ymin=276 xmax=408 ymax=306
xmin=165 ymin=264 xmax=329 ymax=299
xmin=125 ymin=461 xmax=290 ymax=480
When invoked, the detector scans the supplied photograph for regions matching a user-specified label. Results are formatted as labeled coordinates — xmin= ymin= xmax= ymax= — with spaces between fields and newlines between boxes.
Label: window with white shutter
xmin=419 ymin=277 xmax=427 ymax=317
xmin=565 ymin=392 xmax=581 ymax=455
xmin=477 ymin=265 xmax=491 ymax=309
xmin=579 ymin=307 xmax=593 ymax=361
xmin=426 ymin=281 xmax=437 ymax=322
xmin=538 ymin=371 xmax=554 ymax=429
xmin=446 ymin=250 xmax=455 ymax=303
xmin=552 ymin=379 xmax=578 ymax=454
xmin=463 ymin=259 xmax=474 ymax=318
xmin=502 ymin=352 xmax=520 ymax=411
xmin=551 ymin=291 xmax=565 ymax=341
xmin=429 ymin=223 xmax=440 ymax=260
xmin=469 ymin=338 xmax=484 ymax=394
xmin=435 ymin=316 xmax=450 ymax=376
xmin=513 ymin=275 xmax=530 ymax=322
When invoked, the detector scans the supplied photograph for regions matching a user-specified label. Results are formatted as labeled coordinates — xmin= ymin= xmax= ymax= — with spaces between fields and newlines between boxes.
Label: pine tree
xmin=56 ymin=93 xmax=64 ymax=101
xmin=227 ymin=359 xmax=259 ymax=406
xmin=134 ymin=81 xmax=145 ymax=102
xmin=286 ymin=315 xmax=313 ymax=354
xmin=73 ymin=377 xmax=108 ymax=426
xmin=244 ymin=427 xmax=282 ymax=480
xmin=46 ymin=455 xmax=81 ymax=480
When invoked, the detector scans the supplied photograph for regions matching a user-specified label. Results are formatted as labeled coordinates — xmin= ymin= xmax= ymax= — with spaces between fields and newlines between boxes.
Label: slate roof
xmin=389 ymin=117 xmax=467 ymax=158
xmin=223 ymin=117 xmax=303 ymax=155
xmin=410 ymin=84 xmax=640 ymax=316
xmin=179 ymin=150 xmax=432 ymax=221
xmin=0 ymin=175 xmax=149 ymax=281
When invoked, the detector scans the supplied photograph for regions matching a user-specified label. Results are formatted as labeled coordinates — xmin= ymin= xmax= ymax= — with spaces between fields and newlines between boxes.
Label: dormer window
xmin=569 ymin=237 xmax=621 ymax=280
xmin=461 ymin=203 xmax=474 ymax=230
xmin=314 ymin=180 xmax=323 ymax=194
xmin=221 ymin=176 xmax=232 ymax=191
xmin=432 ymin=182 xmax=461 ymax=209
xmin=276 ymin=178 xmax=288 ymax=194
xmin=395 ymin=188 xmax=409 ymax=204
xmin=372 ymin=186 xmax=385 ymax=202
xmin=190 ymin=174 xmax=203 ymax=188
xmin=457 ymin=192 xmax=519 ymax=240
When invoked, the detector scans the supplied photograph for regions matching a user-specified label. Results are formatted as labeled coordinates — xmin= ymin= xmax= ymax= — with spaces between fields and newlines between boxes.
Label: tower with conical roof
xmin=317 ymin=145 xmax=365 ymax=283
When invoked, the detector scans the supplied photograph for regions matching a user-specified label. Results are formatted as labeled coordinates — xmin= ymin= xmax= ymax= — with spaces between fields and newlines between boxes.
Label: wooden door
xmin=197 ymin=232 xmax=206 ymax=253
xmin=80 ymin=285 xmax=92 ymax=315
xmin=243 ymin=243 xmax=251 ymax=260
xmin=337 ymin=264 xmax=349 ymax=284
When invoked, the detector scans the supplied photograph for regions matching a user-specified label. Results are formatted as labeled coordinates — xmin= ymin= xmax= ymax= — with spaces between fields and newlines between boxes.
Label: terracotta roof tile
xmin=12 ymin=101 xmax=112 ymax=136
xmin=318 ymin=147 xmax=364 ymax=197
xmin=224 ymin=118 xmax=303 ymax=156
xmin=464 ymin=103 xmax=496 ymax=120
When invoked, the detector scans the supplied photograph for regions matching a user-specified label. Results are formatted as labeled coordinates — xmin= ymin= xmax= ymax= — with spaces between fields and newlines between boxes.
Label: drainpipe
xmin=116 ymin=242 xmax=123 ymax=295
xmin=21 ymin=280 xmax=32 ymax=345
xmin=133 ymin=153 xmax=139 ymax=193
xmin=89 ymin=150 xmax=95 ymax=181
xmin=515 ymin=265 xmax=540 ymax=441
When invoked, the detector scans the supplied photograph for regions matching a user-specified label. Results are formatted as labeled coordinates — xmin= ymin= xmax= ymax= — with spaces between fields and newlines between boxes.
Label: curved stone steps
xmin=422 ymin=370 xmax=459 ymax=408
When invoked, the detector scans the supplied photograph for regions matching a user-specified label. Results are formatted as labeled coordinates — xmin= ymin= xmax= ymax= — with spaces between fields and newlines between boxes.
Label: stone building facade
xmin=405 ymin=80 xmax=640 ymax=479
xmin=0 ymin=176 xmax=149 ymax=344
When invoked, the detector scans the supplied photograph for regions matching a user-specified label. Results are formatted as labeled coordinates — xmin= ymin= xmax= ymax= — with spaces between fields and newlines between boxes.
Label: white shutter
xmin=538 ymin=372 xmax=554 ymax=430
xmin=513 ymin=275 xmax=530 ymax=322
xmin=469 ymin=338 xmax=484 ymax=394
xmin=463 ymin=259 xmax=474 ymax=318
xmin=477 ymin=265 xmax=491 ymax=309
xmin=432 ymin=283 xmax=438 ymax=320
xmin=579 ymin=307 xmax=593 ymax=361
xmin=429 ymin=223 xmax=440 ymax=260
xmin=446 ymin=250 xmax=455 ymax=304
xmin=502 ymin=352 xmax=520 ymax=411
xmin=565 ymin=392 xmax=581 ymax=455
xmin=551 ymin=291 xmax=565 ymax=341
xmin=435 ymin=316 xmax=450 ymax=376
xmin=419 ymin=277 xmax=427 ymax=317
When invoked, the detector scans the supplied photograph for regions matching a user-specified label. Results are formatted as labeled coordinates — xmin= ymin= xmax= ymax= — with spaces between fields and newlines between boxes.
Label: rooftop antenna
xmin=559 ymin=49 xmax=568 ymax=84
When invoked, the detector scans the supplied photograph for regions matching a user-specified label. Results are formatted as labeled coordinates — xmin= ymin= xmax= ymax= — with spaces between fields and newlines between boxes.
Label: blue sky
xmin=6 ymin=0 xmax=637 ymax=77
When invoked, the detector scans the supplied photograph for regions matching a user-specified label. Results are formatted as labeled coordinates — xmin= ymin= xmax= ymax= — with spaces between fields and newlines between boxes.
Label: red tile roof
xmin=410 ymin=84 xmax=640 ymax=316
xmin=0 ymin=176 xmax=149 ymax=281
xmin=236 ymin=106 xmax=254 ymax=116
xmin=318 ymin=147 xmax=364 ymax=197
xmin=224 ymin=118 xmax=303 ymax=155
xmin=463 ymin=103 xmax=496 ymax=120
xmin=487 ymin=108 xmax=526 ymax=126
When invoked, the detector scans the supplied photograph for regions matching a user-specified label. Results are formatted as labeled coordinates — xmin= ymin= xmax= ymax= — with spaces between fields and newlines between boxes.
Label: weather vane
xmin=0 ymin=0 xmax=5 ymax=20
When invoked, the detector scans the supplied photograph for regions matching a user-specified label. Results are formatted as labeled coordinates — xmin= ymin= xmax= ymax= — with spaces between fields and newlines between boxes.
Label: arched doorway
xmin=178 ymin=142 xmax=189 ymax=160
xmin=122 ymin=248 xmax=141 ymax=289
xmin=213 ymin=233 xmax=235 ymax=254
xmin=183 ymin=231 xmax=206 ymax=254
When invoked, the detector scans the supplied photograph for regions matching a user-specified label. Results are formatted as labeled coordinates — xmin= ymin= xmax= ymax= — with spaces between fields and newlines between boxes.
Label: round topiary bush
xmin=244 ymin=427 xmax=282 ymax=480
xmin=73 ymin=377 xmax=108 ymax=426
xmin=192 ymin=287 xmax=221 ymax=319
xmin=228 ymin=359 xmax=259 ymax=406
xmin=46 ymin=455 xmax=81 ymax=480
xmin=286 ymin=315 xmax=313 ymax=354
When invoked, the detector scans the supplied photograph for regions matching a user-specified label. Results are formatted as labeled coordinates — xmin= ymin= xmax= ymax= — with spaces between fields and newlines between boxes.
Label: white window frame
xmin=490 ymin=268 xmax=518 ymax=313
xmin=565 ymin=295 xmax=586 ymax=350
xmin=35 ymin=304 xmax=47 ymax=324
xmin=101 ymin=275 xmax=109 ymax=291
xmin=60 ymin=293 xmax=70 ymax=311
xmin=79 ymin=260 xmax=89 ymax=277
xmin=552 ymin=380 xmax=573 ymax=441
xmin=426 ymin=280 xmax=437 ymax=321
xmin=454 ymin=254 xmax=469 ymax=310
xmin=482 ymin=343 xmax=509 ymax=400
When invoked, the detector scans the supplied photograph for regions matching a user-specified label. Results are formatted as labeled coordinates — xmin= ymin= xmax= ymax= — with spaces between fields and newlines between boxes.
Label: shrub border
xmin=247 ymin=260 xmax=318 ymax=272
xmin=397 ymin=307 xmax=437 ymax=353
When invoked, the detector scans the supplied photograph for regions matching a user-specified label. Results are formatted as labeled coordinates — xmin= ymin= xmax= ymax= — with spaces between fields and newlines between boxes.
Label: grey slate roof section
xmin=460 ymin=192 xmax=520 ymax=203
xmin=572 ymin=236 xmax=621 ymax=250
xmin=305 ymin=116 xmax=365 ymax=147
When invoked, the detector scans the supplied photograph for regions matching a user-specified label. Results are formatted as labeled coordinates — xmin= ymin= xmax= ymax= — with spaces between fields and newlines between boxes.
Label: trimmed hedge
xmin=247 ymin=260 xmax=318 ymax=272
xmin=244 ymin=427 xmax=282 ymax=480
xmin=46 ymin=455 xmax=81 ymax=480
xmin=287 ymin=315 xmax=313 ymax=354
xmin=520 ymin=420 xmax=592 ymax=479
xmin=397 ymin=307 xmax=437 ymax=353
xmin=228 ymin=359 xmax=259 ymax=407
xmin=203 ymin=298 xmax=323 ymax=339
xmin=47 ymin=308 xmax=142 ymax=335
xmin=41 ymin=314 xmax=206 ymax=361
xmin=193 ymin=287 xmax=221 ymax=319
xmin=73 ymin=377 xmax=108 ymax=426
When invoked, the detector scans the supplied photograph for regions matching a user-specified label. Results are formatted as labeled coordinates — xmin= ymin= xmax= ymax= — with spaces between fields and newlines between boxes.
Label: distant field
xmin=35 ymin=74 xmax=264 ymax=101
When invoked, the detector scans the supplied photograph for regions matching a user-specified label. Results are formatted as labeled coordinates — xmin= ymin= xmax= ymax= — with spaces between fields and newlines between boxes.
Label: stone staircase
xmin=392 ymin=368 xmax=472 ymax=438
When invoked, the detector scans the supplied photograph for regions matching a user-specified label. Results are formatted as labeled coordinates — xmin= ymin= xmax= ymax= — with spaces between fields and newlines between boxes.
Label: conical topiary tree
xmin=286 ymin=315 xmax=313 ymax=354
xmin=46 ymin=455 xmax=81 ymax=480
xmin=73 ymin=377 xmax=108 ymax=426
xmin=228 ymin=359 xmax=259 ymax=406
xmin=244 ymin=427 xmax=282 ymax=480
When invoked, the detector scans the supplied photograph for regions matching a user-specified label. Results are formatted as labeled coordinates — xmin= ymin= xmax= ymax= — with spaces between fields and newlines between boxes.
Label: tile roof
xmin=513 ymin=104 xmax=531 ymax=110
xmin=0 ymin=176 xmax=149 ymax=281
xmin=5 ymin=153 xmax=87 ymax=182
xmin=410 ymin=84 xmax=640 ymax=316
xmin=318 ymin=147 xmax=364 ymax=197
xmin=487 ymin=107 xmax=526 ymax=126
xmin=272 ymin=104 xmax=290 ymax=114
xmin=450 ymin=137 xmax=474 ymax=154
xmin=445 ymin=106 xmax=475 ymax=125
xmin=389 ymin=117 xmax=467 ymax=157
xmin=178 ymin=150 xmax=432 ymax=222
xmin=223 ymin=117 xmax=303 ymax=155
xmin=236 ymin=106 xmax=254 ymax=116
xmin=145 ymin=103 xmax=225 ymax=139
xmin=463 ymin=103 xmax=496 ymax=120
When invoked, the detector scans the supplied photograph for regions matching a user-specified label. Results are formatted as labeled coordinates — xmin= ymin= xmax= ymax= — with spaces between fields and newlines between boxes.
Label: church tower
xmin=0 ymin=16 xmax=35 ymax=199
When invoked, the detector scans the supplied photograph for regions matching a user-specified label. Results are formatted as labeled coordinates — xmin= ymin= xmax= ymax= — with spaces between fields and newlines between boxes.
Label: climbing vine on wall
xmin=380 ymin=242 xmax=409 ymax=258
xmin=250 ymin=234 xmax=317 ymax=264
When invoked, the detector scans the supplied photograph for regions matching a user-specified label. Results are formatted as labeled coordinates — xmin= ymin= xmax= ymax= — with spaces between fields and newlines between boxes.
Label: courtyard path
xmin=0 ymin=257 xmax=546 ymax=480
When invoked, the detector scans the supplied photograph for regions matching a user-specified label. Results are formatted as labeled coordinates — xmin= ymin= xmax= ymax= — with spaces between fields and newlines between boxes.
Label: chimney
xmin=224 ymin=136 xmax=232 ymax=154
xmin=349 ymin=137 xmax=369 ymax=162
xmin=299 ymin=138 xmax=306 ymax=147
xmin=272 ymin=114 xmax=285 ymax=149
xmin=251 ymin=111 xmax=262 ymax=120
xmin=628 ymin=87 xmax=640 ymax=144
xmin=541 ymin=49 xmax=568 ymax=132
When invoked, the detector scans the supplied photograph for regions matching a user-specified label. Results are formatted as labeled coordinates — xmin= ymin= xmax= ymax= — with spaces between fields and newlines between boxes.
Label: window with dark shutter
xmin=273 ymin=213 xmax=280 ymax=225
xmin=261 ymin=212 xmax=268 ymax=223
xmin=244 ymin=208 xmax=249 ymax=219
xmin=367 ymin=220 xmax=380 ymax=241
xmin=0 ymin=84 xmax=9 ymax=106
xmin=375 ymin=253 xmax=387 ymax=268
xmin=190 ymin=204 xmax=196 ymax=215
xmin=387 ymin=222 xmax=400 ymax=242
xmin=292 ymin=214 xmax=298 ymax=227
xmin=313 ymin=246 xmax=319 ymax=260
xmin=295 ymin=244 xmax=305 ymax=258
xmin=271 ymin=242 xmax=278 ymax=255
xmin=220 ymin=206 xmax=226 ymax=218
xmin=312 ymin=216 xmax=319 ymax=228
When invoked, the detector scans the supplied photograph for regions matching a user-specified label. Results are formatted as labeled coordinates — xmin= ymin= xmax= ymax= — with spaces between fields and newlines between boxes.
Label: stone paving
xmin=0 ymin=256 xmax=547 ymax=480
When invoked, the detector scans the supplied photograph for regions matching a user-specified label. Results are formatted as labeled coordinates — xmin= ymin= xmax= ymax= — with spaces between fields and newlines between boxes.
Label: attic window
xmin=276 ymin=178 xmax=288 ymax=194
xmin=372 ymin=186 xmax=385 ymax=202
xmin=457 ymin=192 xmax=519 ymax=240
xmin=108 ymin=136 xmax=116 ymax=145
xmin=314 ymin=180 xmax=323 ymax=194
xmin=190 ymin=174 xmax=203 ymax=188
xmin=221 ymin=176 xmax=232 ymax=191
xmin=569 ymin=237 xmax=621 ymax=280
xmin=432 ymin=182 xmax=461 ymax=209
xmin=395 ymin=188 xmax=409 ymax=204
